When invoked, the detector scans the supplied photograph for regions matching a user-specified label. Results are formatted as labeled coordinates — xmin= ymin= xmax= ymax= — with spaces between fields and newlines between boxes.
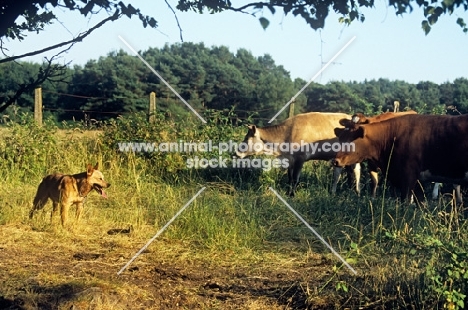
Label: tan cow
xmin=236 ymin=112 xmax=360 ymax=196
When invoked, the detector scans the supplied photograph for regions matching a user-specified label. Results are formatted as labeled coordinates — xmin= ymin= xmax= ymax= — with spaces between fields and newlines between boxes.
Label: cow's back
xmin=361 ymin=113 xmax=468 ymax=180
xmin=285 ymin=112 xmax=350 ymax=143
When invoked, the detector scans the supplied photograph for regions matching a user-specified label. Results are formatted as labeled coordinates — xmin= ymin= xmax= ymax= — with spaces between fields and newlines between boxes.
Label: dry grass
xmin=1 ymin=121 xmax=466 ymax=309
xmin=0 ymin=221 xmax=344 ymax=309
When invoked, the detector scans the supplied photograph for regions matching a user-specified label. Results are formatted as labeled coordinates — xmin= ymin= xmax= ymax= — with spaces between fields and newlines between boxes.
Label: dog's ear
xmin=87 ymin=163 xmax=94 ymax=176
xmin=93 ymin=162 xmax=99 ymax=170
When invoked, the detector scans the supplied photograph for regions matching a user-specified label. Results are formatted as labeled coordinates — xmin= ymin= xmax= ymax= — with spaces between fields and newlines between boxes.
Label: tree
xmin=1 ymin=1 xmax=466 ymax=59
xmin=176 ymin=0 xmax=468 ymax=34
xmin=66 ymin=50 xmax=148 ymax=120
xmin=415 ymin=81 xmax=443 ymax=114
xmin=0 ymin=0 xmax=157 ymax=113
xmin=1 ymin=1 xmax=466 ymax=115
xmin=304 ymin=81 xmax=368 ymax=113
xmin=452 ymin=77 xmax=468 ymax=114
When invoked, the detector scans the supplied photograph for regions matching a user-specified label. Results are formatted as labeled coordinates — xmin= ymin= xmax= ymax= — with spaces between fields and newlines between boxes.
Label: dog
xmin=29 ymin=163 xmax=110 ymax=226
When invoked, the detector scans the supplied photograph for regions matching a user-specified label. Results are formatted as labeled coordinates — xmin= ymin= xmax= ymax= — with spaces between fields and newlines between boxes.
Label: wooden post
xmin=288 ymin=100 xmax=295 ymax=118
xmin=34 ymin=87 xmax=42 ymax=126
xmin=149 ymin=92 xmax=156 ymax=124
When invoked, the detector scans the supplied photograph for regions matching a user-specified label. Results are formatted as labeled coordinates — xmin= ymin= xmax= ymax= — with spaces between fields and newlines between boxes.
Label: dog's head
xmin=87 ymin=163 xmax=111 ymax=198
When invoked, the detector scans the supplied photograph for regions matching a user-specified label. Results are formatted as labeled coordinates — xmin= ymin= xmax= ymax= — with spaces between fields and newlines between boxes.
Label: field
xmin=0 ymin=112 xmax=467 ymax=309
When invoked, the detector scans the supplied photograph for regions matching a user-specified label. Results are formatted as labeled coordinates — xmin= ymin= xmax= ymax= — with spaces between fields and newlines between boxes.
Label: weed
xmin=1 ymin=114 xmax=468 ymax=308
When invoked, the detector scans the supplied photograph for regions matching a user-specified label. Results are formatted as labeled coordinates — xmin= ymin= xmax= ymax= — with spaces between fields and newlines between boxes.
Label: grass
xmin=1 ymin=114 xmax=467 ymax=309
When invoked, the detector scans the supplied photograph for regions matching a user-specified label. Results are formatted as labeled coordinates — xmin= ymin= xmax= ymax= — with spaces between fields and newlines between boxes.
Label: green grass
xmin=1 ymin=113 xmax=468 ymax=309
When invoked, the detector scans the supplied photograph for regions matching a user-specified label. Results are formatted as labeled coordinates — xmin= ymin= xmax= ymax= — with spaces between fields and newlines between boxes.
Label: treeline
xmin=1 ymin=42 xmax=468 ymax=124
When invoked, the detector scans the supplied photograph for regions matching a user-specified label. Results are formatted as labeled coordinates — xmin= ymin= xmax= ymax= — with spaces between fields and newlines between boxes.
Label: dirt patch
xmin=0 ymin=224 xmax=352 ymax=309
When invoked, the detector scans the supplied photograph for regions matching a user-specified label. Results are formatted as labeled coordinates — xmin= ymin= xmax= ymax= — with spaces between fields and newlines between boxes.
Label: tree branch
xmin=0 ymin=12 xmax=121 ymax=64
xmin=0 ymin=56 xmax=68 ymax=113
xmin=165 ymin=0 xmax=184 ymax=42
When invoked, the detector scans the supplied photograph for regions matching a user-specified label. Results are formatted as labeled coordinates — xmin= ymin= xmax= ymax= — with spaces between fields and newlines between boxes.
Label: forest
xmin=2 ymin=41 xmax=468 ymax=125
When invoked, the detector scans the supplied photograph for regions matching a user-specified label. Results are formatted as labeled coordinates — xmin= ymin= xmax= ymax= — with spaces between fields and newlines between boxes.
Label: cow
xmin=235 ymin=112 xmax=360 ymax=197
xmin=350 ymin=110 xmax=417 ymax=125
xmin=338 ymin=111 xmax=462 ymax=202
xmin=348 ymin=110 xmax=418 ymax=196
xmin=431 ymin=183 xmax=463 ymax=204
xmin=332 ymin=113 xmax=468 ymax=202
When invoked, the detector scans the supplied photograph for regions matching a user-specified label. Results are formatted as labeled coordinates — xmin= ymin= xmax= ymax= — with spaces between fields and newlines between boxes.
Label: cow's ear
xmin=352 ymin=113 xmax=368 ymax=124
xmin=339 ymin=119 xmax=357 ymax=129
xmin=334 ymin=128 xmax=344 ymax=138
xmin=355 ymin=126 xmax=365 ymax=139
xmin=339 ymin=118 xmax=348 ymax=126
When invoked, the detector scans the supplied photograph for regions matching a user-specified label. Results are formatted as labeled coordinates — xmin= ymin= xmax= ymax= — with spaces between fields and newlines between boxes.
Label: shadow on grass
xmin=6 ymin=282 xmax=96 ymax=310
xmin=0 ymin=295 xmax=25 ymax=310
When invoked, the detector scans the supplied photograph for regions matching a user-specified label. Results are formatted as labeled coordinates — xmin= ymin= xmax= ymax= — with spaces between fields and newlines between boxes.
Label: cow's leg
xmin=287 ymin=165 xmax=294 ymax=193
xmin=395 ymin=161 xmax=420 ymax=203
xmin=432 ymin=183 xmax=462 ymax=204
xmin=331 ymin=166 xmax=342 ymax=194
xmin=453 ymin=184 xmax=462 ymax=204
xmin=287 ymin=160 xmax=304 ymax=197
xmin=368 ymin=162 xmax=379 ymax=197
xmin=402 ymin=174 xmax=418 ymax=203
xmin=342 ymin=164 xmax=361 ymax=195
xmin=432 ymin=183 xmax=441 ymax=200
xmin=353 ymin=163 xmax=361 ymax=196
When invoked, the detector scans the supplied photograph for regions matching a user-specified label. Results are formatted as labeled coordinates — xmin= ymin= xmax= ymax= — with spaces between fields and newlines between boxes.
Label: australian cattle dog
xmin=29 ymin=163 xmax=110 ymax=226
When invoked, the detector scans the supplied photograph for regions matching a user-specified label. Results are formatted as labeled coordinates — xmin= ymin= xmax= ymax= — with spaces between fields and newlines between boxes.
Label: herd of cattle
xmin=236 ymin=111 xmax=467 ymax=204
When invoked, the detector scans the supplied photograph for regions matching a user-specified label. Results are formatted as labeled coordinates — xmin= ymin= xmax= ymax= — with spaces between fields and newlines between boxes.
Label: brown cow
xmin=333 ymin=113 xmax=468 ymax=201
xmin=346 ymin=110 xmax=417 ymax=196
xmin=351 ymin=110 xmax=417 ymax=125
xmin=236 ymin=112 xmax=360 ymax=196
xmin=338 ymin=111 xmax=462 ymax=202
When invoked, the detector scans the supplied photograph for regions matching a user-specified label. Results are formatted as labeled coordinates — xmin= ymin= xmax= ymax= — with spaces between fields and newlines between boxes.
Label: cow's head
xmin=235 ymin=125 xmax=277 ymax=158
xmin=333 ymin=118 xmax=367 ymax=167
xmin=334 ymin=118 xmax=364 ymax=143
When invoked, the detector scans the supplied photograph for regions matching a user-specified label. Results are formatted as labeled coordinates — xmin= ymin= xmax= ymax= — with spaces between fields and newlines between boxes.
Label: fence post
xmin=149 ymin=92 xmax=156 ymax=124
xmin=34 ymin=87 xmax=42 ymax=126
xmin=288 ymin=100 xmax=295 ymax=118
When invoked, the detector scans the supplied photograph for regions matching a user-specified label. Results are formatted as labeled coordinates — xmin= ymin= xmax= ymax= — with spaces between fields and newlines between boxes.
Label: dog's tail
xmin=30 ymin=178 xmax=49 ymax=219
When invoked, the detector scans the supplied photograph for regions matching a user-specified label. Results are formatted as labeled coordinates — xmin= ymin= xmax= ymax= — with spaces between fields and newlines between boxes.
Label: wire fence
xmin=39 ymin=89 xmax=290 ymax=123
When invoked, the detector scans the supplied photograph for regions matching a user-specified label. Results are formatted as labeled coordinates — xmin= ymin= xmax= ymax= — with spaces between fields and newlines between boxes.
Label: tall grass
xmin=1 ymin=111 xmax=467 ymax=308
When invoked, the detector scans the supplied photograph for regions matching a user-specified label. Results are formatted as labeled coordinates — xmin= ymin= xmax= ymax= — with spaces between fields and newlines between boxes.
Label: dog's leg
xmin=75 ymin=202 xmax=84 ymax=221
xmin=51 ymin=201 xmax=59 ymax=222
xmin=60 ymin=202 xmax=70 ymax=226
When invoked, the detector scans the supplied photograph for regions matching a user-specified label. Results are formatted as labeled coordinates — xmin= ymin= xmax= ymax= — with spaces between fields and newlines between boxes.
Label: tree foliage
xmin=176 ymin=0 xmax=468 ymax=34
xmin=0 ymin=1 xmax=467 ymax=117
xmin=0 ymin=0 xmax=156 ymax=41
xmin=2 ymin=43 xmax=468 ymax=124
xmin=0 ymin=43 xmax=305 ymax=123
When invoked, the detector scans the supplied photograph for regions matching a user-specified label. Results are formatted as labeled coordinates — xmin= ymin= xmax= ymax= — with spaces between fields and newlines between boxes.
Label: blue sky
xmin=4 ymin=0 xmax=468 ymax=84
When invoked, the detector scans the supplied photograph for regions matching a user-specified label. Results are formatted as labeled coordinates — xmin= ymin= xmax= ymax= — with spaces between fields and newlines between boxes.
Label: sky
xmin=3 ymin=0 xmax=468 ymax=85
